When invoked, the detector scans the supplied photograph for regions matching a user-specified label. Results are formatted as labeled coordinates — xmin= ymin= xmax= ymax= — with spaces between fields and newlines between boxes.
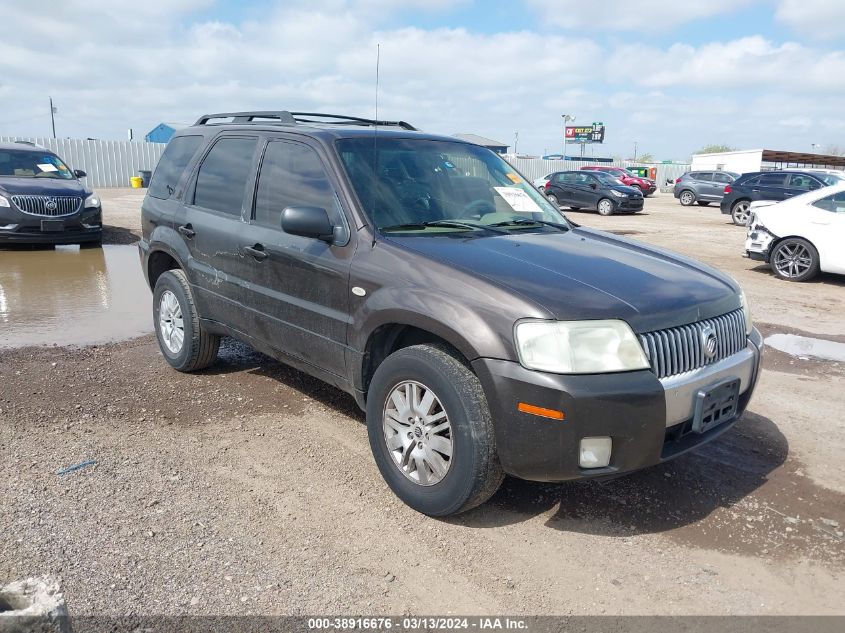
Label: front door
xmin=238 ymin=138 xmax=355 ymax=378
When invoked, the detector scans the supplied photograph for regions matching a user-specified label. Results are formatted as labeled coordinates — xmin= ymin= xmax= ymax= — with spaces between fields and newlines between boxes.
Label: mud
xmin=0 ymin=245 xmax=151 ymax=348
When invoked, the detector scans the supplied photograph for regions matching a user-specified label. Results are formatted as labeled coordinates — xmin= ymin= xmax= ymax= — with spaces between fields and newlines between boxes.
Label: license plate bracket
xmin=41 ymin=220 xmax=64 ymax=232
xmin=692 ymin=378 xmax=740 ymax=434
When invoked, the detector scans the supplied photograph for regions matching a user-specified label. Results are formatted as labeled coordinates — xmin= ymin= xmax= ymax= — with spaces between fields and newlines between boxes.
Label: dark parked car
xmin=674 ymin=171 xmax=739 ymax=206
xmin=721 ymin=170 xmax=843 ymax=226
xmin=139 ymin=110 xmax=762 ymax=516
xmin=0 ymin=142 xmax=101 ymax=245
xmin=581 ymin=165 xmax=657 ymax=196
xmin=545 ymin=170 xmax=644 ymax=215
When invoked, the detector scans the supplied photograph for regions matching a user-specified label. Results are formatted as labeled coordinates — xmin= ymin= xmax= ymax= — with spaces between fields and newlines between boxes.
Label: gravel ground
xmin=1 ymin=189 xmax=843 ymax=616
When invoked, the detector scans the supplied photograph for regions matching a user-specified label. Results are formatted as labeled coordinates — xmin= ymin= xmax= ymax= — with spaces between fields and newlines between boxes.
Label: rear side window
xmin=758 ymin=173 xmax=787 ymax=187
xmin=712 ymin=172 xmax=733 ymax=184
xmin=148 ymin=135 xmax=203 ymax=200
xmin=254 ymin=140 xmax=344 ymax=230
xmin=693 ymin=172 xmax=713 ymax=182
xmin=193 ymin=137 xmax=258 ymax=215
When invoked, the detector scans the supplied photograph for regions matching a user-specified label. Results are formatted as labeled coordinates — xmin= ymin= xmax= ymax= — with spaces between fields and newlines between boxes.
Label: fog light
xmin=579 ymin=437 xmax=612 ymax=469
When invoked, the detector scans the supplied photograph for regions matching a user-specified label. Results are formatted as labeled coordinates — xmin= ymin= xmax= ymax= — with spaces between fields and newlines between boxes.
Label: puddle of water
xmin=765 ymin=333 xmax=845 ymax=363
xmin=0 ymin=245 xmax=152 ymax=348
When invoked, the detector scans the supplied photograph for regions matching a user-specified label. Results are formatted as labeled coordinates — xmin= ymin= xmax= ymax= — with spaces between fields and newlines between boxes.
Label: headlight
xmin=84 ymin=193 xmax=100 ymax=209
xmin=739 ymin=290 xmax=753 ymax=336
xmin=515 ymin=320 xmax=650 ymax=374
xmin=0 ymin=196 xmax=9 ymax=208
xmin=610 ymin=190 xmax=626 ymax=198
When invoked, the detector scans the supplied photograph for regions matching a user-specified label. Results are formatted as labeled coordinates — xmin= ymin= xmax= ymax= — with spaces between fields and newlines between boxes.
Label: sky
xmin=2 ymin=0 xmax=844 ymax=160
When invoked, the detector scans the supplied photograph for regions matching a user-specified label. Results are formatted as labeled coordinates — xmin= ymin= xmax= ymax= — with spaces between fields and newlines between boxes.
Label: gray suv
xmin=139 ymin=111 xmax=762 ymax=516
xmin=674 ymin=171 xmax=739 ymax=206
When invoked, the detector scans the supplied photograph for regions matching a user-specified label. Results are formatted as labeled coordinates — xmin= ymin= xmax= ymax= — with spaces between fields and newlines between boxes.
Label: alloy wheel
xmin=382 ymin=381 xmax=453 ymax=486
xmin=732 ymin=202 xmax=751 ymax=225
xmin=680 ymin=191 xmax=694 ymax=205
xmin=158 ymin=290 xmax=185 ymax=354
xmin=773 ymin=242 xmax=813 ymax=279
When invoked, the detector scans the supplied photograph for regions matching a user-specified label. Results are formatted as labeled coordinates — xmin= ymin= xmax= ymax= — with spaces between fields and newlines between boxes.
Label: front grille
xmin=638 ymin=309 xmax=746 ymax=379
xmin=11 ymin=195 xmax=82 ymax=217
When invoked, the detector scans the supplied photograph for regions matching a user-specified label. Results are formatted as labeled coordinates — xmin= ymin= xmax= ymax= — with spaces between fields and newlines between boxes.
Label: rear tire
xmin=731 ymin=200 xmax=752 ymax=226
xmin=366 ymin=344 xmax=503 ymax=516
xmin=679 ymin=190 xmax=696 ymax=206
xmin=771 ymin=238 xmax=820 ymax=282
xmin=153 ymin=269 xmax=220 ymax=372
xmin=597 ymin=198 xmax=615 ymax=216
xmin=546 ymin=193 xmax=560 ymax=207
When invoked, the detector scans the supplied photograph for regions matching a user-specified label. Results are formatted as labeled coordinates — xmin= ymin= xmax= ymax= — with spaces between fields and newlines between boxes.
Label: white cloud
xmin=1 ymin=0 xmax=844 ymax=160
xmin=775 ymin=0 xmax=845 ymax=40
xmin=526 ymin=0 xmax=753 ymax=31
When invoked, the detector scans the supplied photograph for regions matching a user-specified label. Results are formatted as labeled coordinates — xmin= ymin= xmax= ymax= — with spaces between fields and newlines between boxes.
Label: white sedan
xmin=745 ymin=182 xmax=845 ymax=281
xmin=533 ymin=173 xmax=552 ymax=191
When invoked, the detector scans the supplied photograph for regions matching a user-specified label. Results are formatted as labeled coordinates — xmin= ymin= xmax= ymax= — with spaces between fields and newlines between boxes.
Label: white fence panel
xmin=0 ymin=136 xmax=166 ymax=188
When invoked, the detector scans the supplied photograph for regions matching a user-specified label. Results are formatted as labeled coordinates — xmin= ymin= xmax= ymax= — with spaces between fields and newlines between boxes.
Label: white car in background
xmin=533 ymin=173 xmax=552 ymax=191
xmin=745 ymin=182 xmax=845 ymax=282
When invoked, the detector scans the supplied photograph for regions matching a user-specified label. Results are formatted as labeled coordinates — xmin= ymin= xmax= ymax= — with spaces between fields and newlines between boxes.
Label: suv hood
xmin=0 ymin=177 xmax=87 ymax=197
xmin=390 ymin=228 xmax=739 ymax=333
xmin=612 ymin=184 xmax=643 ymax=196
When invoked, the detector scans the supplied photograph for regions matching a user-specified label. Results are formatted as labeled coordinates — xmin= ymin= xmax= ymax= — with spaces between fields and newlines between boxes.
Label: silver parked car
xmin=674 ymin=171 xmax=739 ymax=206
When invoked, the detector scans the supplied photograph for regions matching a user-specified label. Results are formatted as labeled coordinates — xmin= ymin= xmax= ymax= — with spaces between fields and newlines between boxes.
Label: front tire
xmin=597 ymin=198 xmax=615 ymax=216
xmin=679 ymin=190 xmax=696 ymax=206
xmin=366 ymin=344 xmax=503 ymax=516
xmin=731 ymin=200 xmax=752 ymax=226
xmin=771 ymin=238 xmax=820 ymax=282
xmin=153 ymin=269 xmax=220 ymax=372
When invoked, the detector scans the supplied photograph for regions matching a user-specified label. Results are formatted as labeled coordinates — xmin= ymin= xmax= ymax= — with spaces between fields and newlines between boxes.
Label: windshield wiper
xmin=489 ymin=218 xmax=571 ymax=232
xmin=380 ymin=220 xmax=509 ymax=234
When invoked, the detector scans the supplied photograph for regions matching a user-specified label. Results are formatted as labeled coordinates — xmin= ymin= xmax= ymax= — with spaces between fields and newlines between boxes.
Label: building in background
xmin=144 ymin=122 xmax=189 ymax=144
xmin=453 ymin=133 xmax=509 ymax=154
xmin=691 ymin=149 xmax=845 ymax=174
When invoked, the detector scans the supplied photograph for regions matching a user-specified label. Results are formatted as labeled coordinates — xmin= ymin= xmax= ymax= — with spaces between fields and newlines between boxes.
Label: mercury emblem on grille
xmin=45 ymin=198 xmax=58 ymax=212
xmin=701 ymin=324 xmax=718 ymax=360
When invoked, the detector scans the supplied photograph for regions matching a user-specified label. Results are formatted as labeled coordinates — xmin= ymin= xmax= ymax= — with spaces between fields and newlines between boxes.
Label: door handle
xmin=178 ymin=224 xmax=195 ymax=239
xmin=244 ymin=244 xmax=269 ymax=261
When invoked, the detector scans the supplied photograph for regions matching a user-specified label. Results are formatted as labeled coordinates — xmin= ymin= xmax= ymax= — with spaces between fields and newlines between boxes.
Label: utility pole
xmin=633 ymin=141 xmax=638 ymax=161
xmin=49 ymin=97 xmax=57 ymax=138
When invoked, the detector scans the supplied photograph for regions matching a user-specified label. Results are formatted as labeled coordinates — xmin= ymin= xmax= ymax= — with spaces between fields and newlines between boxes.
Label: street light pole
xmin=562 ymin=114 xmax=575 ymax=159
xmin=49 ymin=97 xmax=57 ymax=138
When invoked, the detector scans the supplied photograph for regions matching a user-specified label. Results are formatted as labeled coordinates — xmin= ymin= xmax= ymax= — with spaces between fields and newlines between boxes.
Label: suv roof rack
xmin=193 ymin=111 xmax=417 ymax=131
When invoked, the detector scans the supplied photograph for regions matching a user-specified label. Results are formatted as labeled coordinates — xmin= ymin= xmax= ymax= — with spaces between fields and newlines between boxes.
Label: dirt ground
xmin=1 ymin=189 xmax=843 ymax=616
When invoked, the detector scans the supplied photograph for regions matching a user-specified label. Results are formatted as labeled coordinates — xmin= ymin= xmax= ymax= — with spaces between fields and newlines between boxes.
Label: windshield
xmin=821 ymin=173 xmax=845 ymax=186
xmin=0 ymin=149 xmax=74 ymax=179
xmin=336 ymin=138 xmax=569 ymax=235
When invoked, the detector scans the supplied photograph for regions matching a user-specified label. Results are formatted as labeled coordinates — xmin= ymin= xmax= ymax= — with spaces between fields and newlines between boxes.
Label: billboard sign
xmin=565 ymin=122 xmax=605 ymax=144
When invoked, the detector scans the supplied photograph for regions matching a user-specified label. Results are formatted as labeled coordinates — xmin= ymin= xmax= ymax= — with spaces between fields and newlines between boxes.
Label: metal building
xmin=144 ymin=122 xmax=189 ymax=144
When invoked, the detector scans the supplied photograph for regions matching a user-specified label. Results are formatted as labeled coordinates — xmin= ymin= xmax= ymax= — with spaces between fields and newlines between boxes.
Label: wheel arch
xmin=147 ymin=248 xmax=183 ymax=290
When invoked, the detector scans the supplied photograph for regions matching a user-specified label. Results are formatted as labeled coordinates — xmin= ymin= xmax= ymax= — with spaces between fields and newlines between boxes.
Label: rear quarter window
xmin=148 ymin=135 xmax=204 ymax=200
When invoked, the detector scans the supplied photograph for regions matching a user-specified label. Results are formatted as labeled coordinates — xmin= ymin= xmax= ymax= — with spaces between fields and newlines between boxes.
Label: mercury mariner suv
xmin=139 ymin=111 xmax=762 ymax=516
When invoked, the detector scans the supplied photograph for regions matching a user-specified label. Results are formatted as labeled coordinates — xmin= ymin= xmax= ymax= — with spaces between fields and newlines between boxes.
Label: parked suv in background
xmin=721 ymin=170 xmax=843 ymax=226
xmin=139 ymin=110 xmax=761 ymax=517
xmin=0 ymin=142 xmax=101 ymax=245
xmin=581 ymin=165 xmax=657 ymax=196
xmin=545 ymin=170 xmax=643 ymax=215
xmin=674 ymin=171 xmax=739 ymax=206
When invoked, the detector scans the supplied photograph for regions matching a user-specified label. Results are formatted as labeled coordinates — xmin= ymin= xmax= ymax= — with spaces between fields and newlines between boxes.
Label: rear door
xmin=547 ymin=172 xmax=575 ymax=206
xmin=691 ymin=172 xmax=715 ymax=199
xmin=178 ymin=135 xmax=259 ymax=331
xmin=238 ymin=137 xmax=355 ymax=377
xmin=748 ymin=173 xmax=788 ymax=201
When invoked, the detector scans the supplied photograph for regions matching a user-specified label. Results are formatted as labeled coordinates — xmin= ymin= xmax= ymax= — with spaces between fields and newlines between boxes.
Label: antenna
xmin=371 ymin=43 xmax=381 ymax=246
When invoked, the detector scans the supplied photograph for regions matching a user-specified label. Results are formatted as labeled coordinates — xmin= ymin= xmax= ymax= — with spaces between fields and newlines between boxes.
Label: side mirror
xmin=590 ymin=182 xmax=598 ymax=189
xmin=74 ymin=169 xmax=87 ymax=178
xmin=281 ymin=206 xmax=335 ymax=242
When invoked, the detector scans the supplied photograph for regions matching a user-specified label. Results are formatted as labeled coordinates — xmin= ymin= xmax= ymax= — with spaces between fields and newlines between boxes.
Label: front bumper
xmin=472 ymin=327 xmax=763 ymax=482
xmin=744 ymin=229 xmax=774 ymax=263
xmin=0 ymin=208 xmax=102 ymax=244
xmin=615 ymin=197 xmax=645 ymax=212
